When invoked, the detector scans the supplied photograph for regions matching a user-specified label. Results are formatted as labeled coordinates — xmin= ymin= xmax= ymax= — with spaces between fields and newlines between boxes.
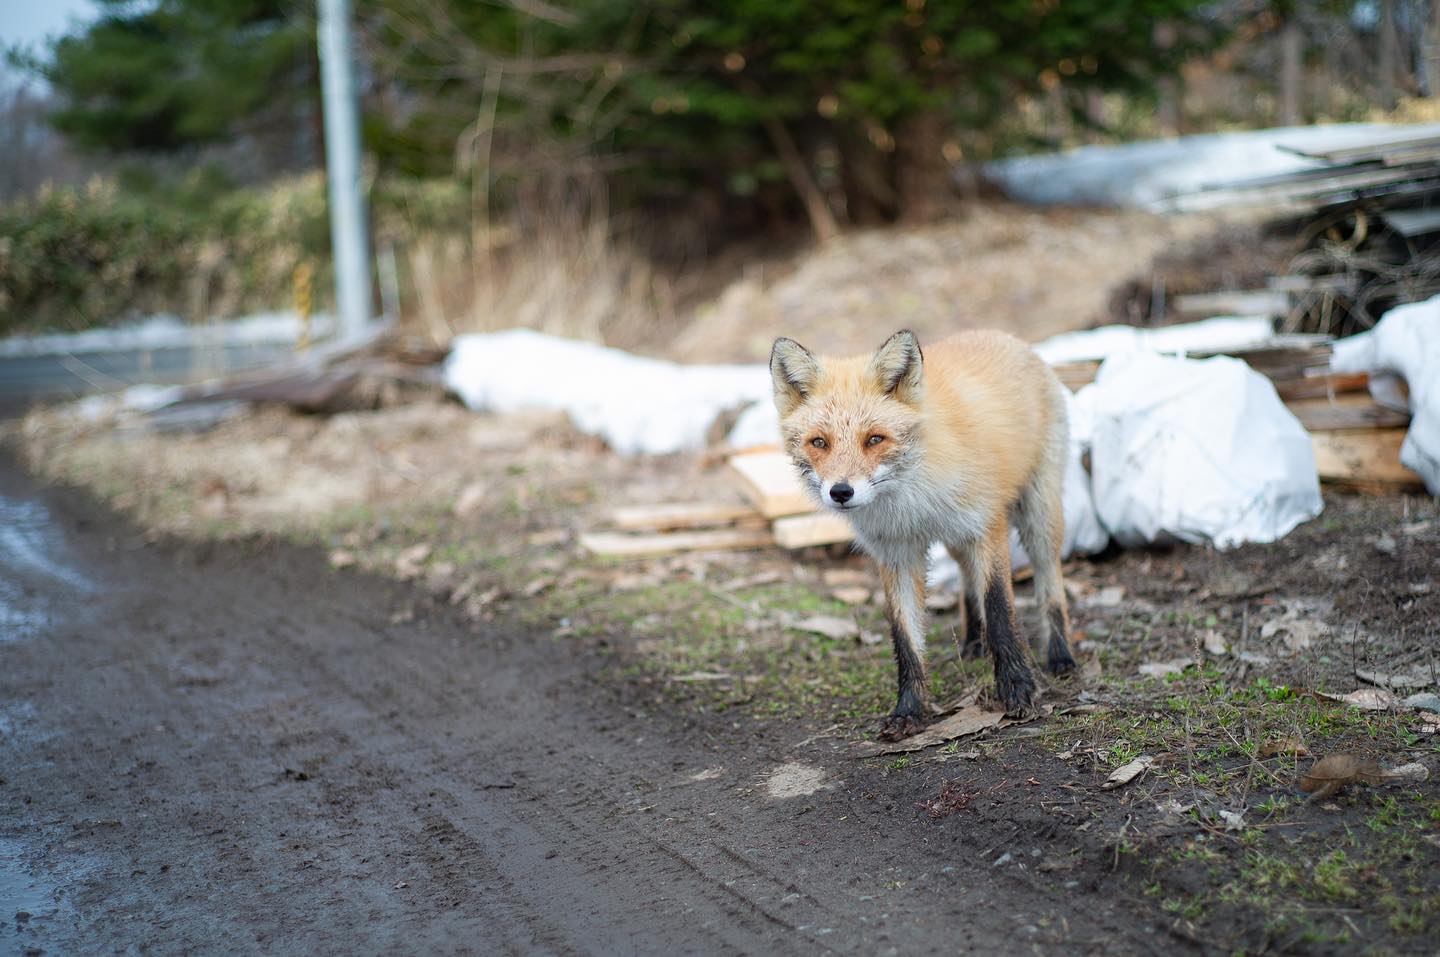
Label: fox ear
xmin=868 ymin=329 xmax=924 ymax=403
xmin=770 ymin=337 xmax=820 ymax=415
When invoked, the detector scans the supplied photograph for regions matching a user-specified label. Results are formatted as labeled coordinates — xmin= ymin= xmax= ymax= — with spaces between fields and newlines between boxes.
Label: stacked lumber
xmin=579 ymin=450 xmax=852 ymax=558
xmin=1172 ymin=129 xmax=1440 ymax=337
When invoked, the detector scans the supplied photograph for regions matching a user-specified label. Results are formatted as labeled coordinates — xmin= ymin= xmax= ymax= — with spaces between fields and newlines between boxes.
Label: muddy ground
xmin=1 ymin=453 xmax=1191 ymax=956
xmin=4 ymin=389 xmax=1439 ymax=955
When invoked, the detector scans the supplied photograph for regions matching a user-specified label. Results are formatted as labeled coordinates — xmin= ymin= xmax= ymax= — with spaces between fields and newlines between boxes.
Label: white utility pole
xmin=317 ymin=0 xmax=373 ymax=338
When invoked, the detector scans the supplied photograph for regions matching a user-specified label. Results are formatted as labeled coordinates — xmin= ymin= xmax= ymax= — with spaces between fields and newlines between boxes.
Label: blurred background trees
xmin=7 ymin=0 xmax=1440 ymax=334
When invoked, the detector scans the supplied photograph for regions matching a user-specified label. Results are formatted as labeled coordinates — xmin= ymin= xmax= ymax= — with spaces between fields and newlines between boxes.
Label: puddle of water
xmin=0 ymin=702 xmax=52 ymax=749
xmin=0 ymin=837 xmax=70 ymax=952
xmin=0 ymin=492 xmax=92 ymax=643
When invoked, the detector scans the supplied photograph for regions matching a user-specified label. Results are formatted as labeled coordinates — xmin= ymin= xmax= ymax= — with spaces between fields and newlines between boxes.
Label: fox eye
xmin=810 ymin=436 xmax=828 ymax=449
xmin=867 ymin=434 xmax=886 ymax=446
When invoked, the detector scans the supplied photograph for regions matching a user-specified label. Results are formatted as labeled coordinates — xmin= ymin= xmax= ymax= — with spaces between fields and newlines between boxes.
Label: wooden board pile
xmin=581 ymin=336 xmax=1422 ymax=559
xmin=1173 ymin=129 xmax=1440 ymax=337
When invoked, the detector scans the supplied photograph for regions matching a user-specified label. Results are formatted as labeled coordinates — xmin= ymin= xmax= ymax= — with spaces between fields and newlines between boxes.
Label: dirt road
xmin=0 ymin=458 xmax=1178 ymax=956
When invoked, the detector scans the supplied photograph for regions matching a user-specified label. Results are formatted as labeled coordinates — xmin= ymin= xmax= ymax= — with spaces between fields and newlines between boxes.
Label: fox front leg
xmin=877 ymin=560 xmax=930 ymax=740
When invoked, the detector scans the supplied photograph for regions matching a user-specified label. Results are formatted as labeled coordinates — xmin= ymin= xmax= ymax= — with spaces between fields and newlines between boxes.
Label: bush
xmin=0 ymin=172 xmax=331 ymax=336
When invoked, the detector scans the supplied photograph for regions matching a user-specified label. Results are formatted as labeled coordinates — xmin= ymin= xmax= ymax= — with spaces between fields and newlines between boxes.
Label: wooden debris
xmin=1172 ymin=289 xmax=1289 ymax=318
xmin=772 ymin=512 xmax=852 ymax=549
xmin=579 ymin=528 xmax=774 ymax=559
xmin=610 ymin=502 xmax=763 ymax=532
xmin=728 ymin=449 xmax=812 ymax=518
xmin=1286 ymin=394 xmax=1411 ymax=431
xmin=1311 ymin=429 xmax=1424 ymax=488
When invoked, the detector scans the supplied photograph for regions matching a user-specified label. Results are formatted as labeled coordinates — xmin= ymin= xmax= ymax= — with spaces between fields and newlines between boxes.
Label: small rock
xmin=992 ymin=852 xmax=1013 ymax=867
xmin=328 ymin=548 xmax=357 ymax=570
xmin=1405 ymin=692 xmax=1440 ymax=713
xmin=1374 ymin=533 xmax=1398 ymax=555
xmin=1383 ymin=762 xmax=1429 ymax=784
xmin=1202 ymin=630 xmax=1229 ymax=656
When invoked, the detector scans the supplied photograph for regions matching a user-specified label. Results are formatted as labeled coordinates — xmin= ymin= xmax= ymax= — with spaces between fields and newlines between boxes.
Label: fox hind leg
xmin=953 ymin=532 xmax=1037 ymax=716
xmin=947 ymin=545 xmax=986 ymax=660
xmin=1016 ymin=463 xmax=1077 ymax=677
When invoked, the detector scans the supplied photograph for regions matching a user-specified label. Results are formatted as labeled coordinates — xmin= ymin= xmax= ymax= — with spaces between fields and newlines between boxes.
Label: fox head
xmin=769 ymin=330 xmax=925 ymax=512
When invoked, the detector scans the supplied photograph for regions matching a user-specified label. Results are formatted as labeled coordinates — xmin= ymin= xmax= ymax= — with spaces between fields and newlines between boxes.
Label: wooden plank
xmin=1311 ymin=429 xmax=1425 ymax=487
xmin=729 ymin=450 xmax=814 ymax=518
xmin=1286 ymin=395 xmax=1411 ymax=431
xmin=772 ymin=512 xmax=853 ymax=549
xmin=579 ymin=527 xmax=775 ymax=558
xmin=1172 ymin=290 xmax=1289 ymax=318
xmin=610 ymin=502 xmax=763 ymax=531
xmin=1274 ymin=371 xmax=1370 ymax=401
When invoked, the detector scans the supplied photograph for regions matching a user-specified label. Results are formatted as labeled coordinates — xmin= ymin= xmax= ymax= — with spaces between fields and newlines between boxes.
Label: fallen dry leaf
xmin=1299 ymin=754 xmax=1384 ymax=800
xmin=522 ymin=576 xmax=556 ymax=597
xmin=1257 ymin=737 xmax=1310 ymax=759
xmin=1217 ymin=809 xmax=1246 ymax=832
xmin=861 ymin=705 xmax=1005 ymax=755
xmin=831 ymin=586 xmax=872 ymax=606
xmin=924 ymin=592 xmax=958 ymax=612
xmin=1258 ymin=600 xmax=1332 ymax=654
xmin=1138 ymin=658 xmax=1192 ymax=679
xmin=1341 ymin=688 xmax=1400 ymax=711
xmin=790 ymin=615 xmax=859 ymax=640
xmin=1102 ymin=755 xmax=1155 ymax=790
xmin=821 ymin=568 xmax=870 ymax=588
xmin=453 ymin=482 xmax=486 ymax=517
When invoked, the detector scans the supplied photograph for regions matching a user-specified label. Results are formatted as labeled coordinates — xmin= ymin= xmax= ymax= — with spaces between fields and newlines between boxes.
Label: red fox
xmin=769 ymin=329 xmax=1075 ymax=738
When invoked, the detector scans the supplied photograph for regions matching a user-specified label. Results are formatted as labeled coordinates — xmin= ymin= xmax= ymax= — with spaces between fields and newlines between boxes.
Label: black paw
xmin=995 ymin=660 xmax=1037 ymax=716
xmin=879 ymin=713 xmax=925 ymax=741
xmin=1046 ymin=639 xmax=1077 ymax=677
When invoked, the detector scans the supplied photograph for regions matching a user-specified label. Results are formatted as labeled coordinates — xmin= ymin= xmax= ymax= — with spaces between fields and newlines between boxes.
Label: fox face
xmin=770 ymin=330 xmax=925 ymax=512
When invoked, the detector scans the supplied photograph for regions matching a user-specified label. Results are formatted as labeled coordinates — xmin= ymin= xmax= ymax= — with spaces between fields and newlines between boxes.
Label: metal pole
xmin=317 ymin=0 xmax=373 ymax=337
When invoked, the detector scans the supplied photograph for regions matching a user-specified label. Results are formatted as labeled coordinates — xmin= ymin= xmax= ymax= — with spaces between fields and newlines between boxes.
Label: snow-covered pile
xmin=985 ymin=123 xmax=1440 ymax=209
xmin=444 ymin=329 xmax=771 ymax=456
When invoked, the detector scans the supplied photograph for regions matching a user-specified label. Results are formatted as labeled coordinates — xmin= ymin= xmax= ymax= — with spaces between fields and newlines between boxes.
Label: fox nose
xmin=829 ymin=482 xmax=854 ymax=504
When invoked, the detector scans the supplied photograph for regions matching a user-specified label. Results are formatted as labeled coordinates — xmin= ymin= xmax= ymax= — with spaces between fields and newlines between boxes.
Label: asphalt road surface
xmin=0 ymin=343 xmax=292 ymax=415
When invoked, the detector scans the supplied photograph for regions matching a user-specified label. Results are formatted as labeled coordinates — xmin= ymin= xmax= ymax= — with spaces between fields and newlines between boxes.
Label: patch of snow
xmin=0 ymin=311 xmax=334 ymax=358
xmin=444 ymin=329 xmax=771 ymax=455
xmin=1030 ymin=316 xmax=1276 ymax=365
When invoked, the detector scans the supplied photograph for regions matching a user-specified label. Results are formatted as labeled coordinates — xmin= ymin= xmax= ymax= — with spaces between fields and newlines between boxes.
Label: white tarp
xmin=984 ymin=123 xmax=1440 ymax=210
xmin=1331 ymin=297 xmax=1440 ymax=493
xmin=1077 ymin=352 xmax=1323 ymax=548
xmin=444 ymin=329 xmax=771 ymax=455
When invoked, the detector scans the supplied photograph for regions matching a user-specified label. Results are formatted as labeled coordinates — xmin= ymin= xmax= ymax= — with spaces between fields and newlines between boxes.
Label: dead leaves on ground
xmin=1299 ymin=753 xmax=1430 ymax=800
